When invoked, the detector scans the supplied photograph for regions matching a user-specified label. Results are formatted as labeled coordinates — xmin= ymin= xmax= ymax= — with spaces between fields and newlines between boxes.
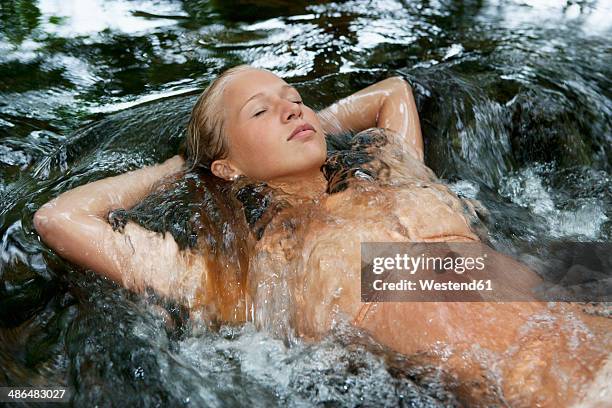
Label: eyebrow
xmin=239 ymin=84 xmax=297 ymax=113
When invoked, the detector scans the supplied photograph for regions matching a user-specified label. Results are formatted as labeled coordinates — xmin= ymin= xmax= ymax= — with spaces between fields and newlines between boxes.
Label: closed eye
xmin=252 ymin=99 xmax=302 ymax=117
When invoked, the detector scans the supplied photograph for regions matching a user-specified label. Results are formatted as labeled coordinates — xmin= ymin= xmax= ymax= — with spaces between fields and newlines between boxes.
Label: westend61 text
xmin=362 ymin=242 xmax=612 ymax=302
xmin=372 ymin=253 xmax=486 ymax=275
xmin=373 ymin=279 xmax=493 ymax=291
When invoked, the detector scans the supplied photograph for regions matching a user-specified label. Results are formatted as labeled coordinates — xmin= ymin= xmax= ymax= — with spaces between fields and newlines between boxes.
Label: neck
xmin=267 ymin=168 xmax=328 ymax=203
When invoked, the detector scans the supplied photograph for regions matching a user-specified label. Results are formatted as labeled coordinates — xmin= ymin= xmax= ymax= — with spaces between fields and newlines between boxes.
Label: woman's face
xmin=214 ymin=68 xmax=327 ymax=182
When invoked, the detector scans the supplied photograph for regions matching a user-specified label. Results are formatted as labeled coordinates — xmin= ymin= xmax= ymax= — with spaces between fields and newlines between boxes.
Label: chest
xmin=256 ymin=181 xmax=478 ymax=256
xmin=247 ymin=182 xmax=480 ymax=335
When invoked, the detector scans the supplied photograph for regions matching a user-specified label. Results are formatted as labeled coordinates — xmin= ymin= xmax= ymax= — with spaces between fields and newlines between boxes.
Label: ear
xmin=210 ymin=159 xmax=240 ymax=180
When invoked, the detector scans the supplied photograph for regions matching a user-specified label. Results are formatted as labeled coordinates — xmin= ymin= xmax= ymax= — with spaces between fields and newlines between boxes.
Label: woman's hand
xmin=317 ymin=76 xmax=424 ymax=161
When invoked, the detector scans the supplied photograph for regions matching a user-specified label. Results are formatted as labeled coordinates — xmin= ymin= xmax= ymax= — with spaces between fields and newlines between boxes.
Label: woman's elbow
xmin=33 ymin=202 xmax=71 ymax=242
xmin=33 ymin=206 xmax=55 ymax=238
xmin=385 ymin=76 xmax=411 ymax=93
xmin=33 ymin=206 xmax=97 ymax=265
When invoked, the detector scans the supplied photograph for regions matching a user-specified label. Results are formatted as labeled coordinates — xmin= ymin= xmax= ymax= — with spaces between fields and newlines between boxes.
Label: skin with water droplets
xmin=34 ymin=71 xmax=611 ymax=407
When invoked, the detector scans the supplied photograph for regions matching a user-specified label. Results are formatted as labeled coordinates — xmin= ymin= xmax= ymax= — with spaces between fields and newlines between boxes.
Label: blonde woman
xmin=34 ymin=65 xmax=610 ymax=406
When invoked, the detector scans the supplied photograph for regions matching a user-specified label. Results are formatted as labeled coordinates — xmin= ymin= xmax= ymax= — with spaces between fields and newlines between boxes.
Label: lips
xmin=287 ymin=123 xmax=315 ymax=141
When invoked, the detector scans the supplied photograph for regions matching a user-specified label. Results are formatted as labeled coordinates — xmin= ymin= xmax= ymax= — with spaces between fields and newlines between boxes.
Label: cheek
xmin=233 ymin=125 xmax=283 ymax=163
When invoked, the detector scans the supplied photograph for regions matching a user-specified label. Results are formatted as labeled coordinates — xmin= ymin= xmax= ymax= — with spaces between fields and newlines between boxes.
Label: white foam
xmin=499 ymin=165 xmax=608 ymax=240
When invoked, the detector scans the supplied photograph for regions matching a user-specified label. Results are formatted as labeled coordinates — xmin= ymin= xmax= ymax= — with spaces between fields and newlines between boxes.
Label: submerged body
xmin=33 ymin=67 xmax=611 ymax=407
xmin=248 ymin=181 xmax=611 ymax=407
xmin=193 ymin=128 xmax=610 ymax=407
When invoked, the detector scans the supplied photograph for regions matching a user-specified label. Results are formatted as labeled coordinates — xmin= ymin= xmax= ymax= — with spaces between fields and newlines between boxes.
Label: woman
xmin=33 ymin=65 xmax=610 ymax=406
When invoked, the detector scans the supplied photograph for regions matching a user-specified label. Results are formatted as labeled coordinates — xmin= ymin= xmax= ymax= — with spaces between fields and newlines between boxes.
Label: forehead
xmin=223 ymin=69 xmax=288 ymax=105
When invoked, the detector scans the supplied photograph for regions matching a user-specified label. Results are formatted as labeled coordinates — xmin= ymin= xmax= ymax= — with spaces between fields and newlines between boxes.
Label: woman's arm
xmin=317 ymin=76 xmax=424 ymax=161
xmin=33 ymin=155 xmax=203 ymax=300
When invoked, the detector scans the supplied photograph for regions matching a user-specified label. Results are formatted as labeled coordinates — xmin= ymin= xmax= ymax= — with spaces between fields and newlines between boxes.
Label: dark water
xmin=1 ymin=0 xmax=610 ymax=406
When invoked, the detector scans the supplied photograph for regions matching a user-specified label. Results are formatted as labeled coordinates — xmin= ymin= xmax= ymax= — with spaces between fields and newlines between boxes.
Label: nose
xmin=281 ymin=99 xmax=302 ymax=122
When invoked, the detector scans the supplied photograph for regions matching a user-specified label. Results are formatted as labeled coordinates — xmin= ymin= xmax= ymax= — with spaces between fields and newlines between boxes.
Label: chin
xmin=294 ymin=152 xmax=327 ymax=175
xmin=312 ymin=136 xmax=328 ymax=163
xmin=310 ymin=145 xmax=328 ymax=167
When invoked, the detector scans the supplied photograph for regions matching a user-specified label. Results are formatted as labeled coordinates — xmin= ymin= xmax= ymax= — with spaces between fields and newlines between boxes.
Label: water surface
xmin=1 ymin=0 xmax=610 ymax=406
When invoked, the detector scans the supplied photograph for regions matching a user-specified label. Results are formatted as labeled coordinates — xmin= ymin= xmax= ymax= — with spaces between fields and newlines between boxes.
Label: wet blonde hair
xmin=186 ymin=64 xmax=255 ymax=172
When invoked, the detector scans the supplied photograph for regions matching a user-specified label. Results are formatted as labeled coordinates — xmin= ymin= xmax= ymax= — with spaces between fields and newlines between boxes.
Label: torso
xmin=187 ymin=128 xmax=610 ymax=406
xmin=242 ymin=129 xmax=611 ymax=406
xmin=247 ymin=128 xmax=484 ymax=338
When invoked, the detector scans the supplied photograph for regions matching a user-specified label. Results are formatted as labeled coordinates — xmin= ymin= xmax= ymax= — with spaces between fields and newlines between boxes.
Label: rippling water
xmin=1 ymin=0 xmax=610 ymax=406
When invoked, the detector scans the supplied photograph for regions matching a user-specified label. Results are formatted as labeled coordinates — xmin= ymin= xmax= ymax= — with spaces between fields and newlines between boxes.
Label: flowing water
xmin=1 ymin=0 xmax=610 ymax=406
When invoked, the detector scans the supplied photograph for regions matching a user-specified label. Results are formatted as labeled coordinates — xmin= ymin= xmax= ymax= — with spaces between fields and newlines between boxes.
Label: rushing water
xmin=1 ymin=0 xmax=610 ymax=406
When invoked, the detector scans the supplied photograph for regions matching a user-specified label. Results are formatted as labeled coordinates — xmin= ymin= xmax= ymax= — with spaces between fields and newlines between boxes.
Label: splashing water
xmin=1 ymin=0 xmax=611 ymax=405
